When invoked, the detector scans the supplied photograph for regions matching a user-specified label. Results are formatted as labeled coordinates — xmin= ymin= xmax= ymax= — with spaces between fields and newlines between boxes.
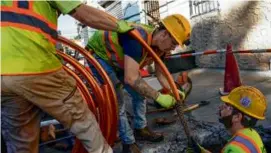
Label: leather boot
xmin=134 ymin=127 xmax=164 ymax=142
xmin=122 ymin=143 xmax=141 ymax=153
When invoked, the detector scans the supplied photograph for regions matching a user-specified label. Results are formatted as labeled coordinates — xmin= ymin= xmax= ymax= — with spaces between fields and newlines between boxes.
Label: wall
xmin=98 ymin=0 xmax=271 ymax=71
xmin=122 ymin=0 xmax=141 ymax=22
xmin=191 ymin=0 xmax=271 ymax=70
xmin=159 ymin=0 xmax=190 ymax=20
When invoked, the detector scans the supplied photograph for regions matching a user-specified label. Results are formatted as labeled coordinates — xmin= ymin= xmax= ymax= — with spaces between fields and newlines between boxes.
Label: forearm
xmin=71 ymin=4 xmax=117 ymax=31
xmin=128 ymin=73 xmax=159 ymax=100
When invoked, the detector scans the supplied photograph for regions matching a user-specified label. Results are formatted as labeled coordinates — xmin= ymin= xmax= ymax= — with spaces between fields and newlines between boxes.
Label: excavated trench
xmin=140 ymin=118 xmax=229 ymax=153
xmin=140 ymin=118 xmax=271 ymax=153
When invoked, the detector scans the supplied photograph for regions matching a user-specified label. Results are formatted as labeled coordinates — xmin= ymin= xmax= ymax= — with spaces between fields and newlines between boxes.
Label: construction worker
xmin=85 ymin=14 xmax=191 ymax=152
xmin=187 ymin=86 xmax=267 ymax=153
xmin=1 ymin=1 xmax=133 ymax=153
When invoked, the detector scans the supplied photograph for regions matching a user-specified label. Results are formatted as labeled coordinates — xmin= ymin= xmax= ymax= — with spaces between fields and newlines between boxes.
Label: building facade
xmin=97 ymin=0 xmax=271 ymax=70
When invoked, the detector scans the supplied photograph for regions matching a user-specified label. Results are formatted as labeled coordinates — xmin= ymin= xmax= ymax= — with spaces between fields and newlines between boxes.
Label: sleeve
xmin=119 ymin=32 xmax=143 ymax=64
xmin=49 ymin=0 xmax=82 ymax=15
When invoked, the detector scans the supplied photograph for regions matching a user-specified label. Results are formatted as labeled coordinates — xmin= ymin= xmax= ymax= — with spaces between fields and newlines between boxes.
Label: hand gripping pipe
xmin=128 ymin=30 xmax=192 ymax=139
xmin=108 ymin=14 xmax=192 ymax=140
xmin=57 ymin=37 xmax=118 ymax=153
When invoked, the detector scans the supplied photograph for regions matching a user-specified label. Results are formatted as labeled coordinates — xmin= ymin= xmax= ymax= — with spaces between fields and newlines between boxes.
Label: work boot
xmin=134 ymin=127 xmax=164 ymax=142
xmin=122 ymin=143 xmax=141 ymax=153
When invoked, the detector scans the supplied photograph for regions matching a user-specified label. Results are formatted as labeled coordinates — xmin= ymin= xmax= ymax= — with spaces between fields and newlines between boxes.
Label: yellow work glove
xmin=155 ymin=93 xmax=176 ymax=108
xmin=116 ymin=20 xmax=134 ymax=33
xmin=159 ymin=88 xmax=186 ymax=100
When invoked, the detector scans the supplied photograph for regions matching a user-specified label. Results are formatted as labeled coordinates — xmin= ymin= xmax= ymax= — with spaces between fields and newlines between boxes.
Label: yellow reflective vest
xmin=222 ymin=128 xmax=266 ymax=153
xmin=1 ymin=1 xmax=81 ymax=75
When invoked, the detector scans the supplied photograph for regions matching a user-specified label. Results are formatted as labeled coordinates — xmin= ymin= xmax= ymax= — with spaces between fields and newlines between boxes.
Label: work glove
xmin=159 ymin=88 xmax=186 ymax=100
xmin=155 ymin=93 xmax=176 ymax=108
xmin=116 ymin=20 xmax=134 ymax=33
xmin=186 ymin=137 xmax=210 ymax=153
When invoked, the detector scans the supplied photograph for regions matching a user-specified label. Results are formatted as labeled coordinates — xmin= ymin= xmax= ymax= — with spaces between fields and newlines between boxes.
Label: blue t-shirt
xmin=119 ymin=31 xmax=144 ymax=64
xmin=119 ymin=32 xmax=166 ymax=65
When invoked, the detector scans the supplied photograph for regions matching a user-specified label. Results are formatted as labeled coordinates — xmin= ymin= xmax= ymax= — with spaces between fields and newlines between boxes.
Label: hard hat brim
xmin=220 ymin=95 xmax=265 ymax=120
xmin=220 ymin=95 xmax=230 ymax=104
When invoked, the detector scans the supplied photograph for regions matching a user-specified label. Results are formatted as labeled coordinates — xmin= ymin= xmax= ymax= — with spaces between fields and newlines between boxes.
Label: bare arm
xmin=155 ymin=62 xmax=171 ymax=90
xmin=70 ymin=4 xmax=118 ymax=31
xmin=124 ymin=55 xmax=159 ymax=100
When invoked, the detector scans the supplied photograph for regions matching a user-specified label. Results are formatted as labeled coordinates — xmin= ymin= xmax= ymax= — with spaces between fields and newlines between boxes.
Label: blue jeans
xmin=88 ymin=54 xmax=147 ymax=144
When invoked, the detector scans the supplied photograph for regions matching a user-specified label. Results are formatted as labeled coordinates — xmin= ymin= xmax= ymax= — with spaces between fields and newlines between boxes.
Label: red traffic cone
xmin=140 ymin=68 xmax=151 ymax=77
xmin=219 ymin=44 xmax=242 ymax=95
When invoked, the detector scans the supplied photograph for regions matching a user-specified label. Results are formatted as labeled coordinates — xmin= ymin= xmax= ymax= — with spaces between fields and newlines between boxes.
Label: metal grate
xmin=105 ymin=0 xmax=123 ymax=19
xmin=190 ymin=0 xmax=220 ymax=18
xmin=143 ymin=0 xmax=160 ymax=25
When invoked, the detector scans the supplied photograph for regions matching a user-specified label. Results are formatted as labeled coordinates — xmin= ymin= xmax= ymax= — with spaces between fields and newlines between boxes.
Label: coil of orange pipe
xmin=57 ymin=37 xmax=118 ymax=153
xmin=58 ymin=37 xmax=118 ymax=143
xmin=57 ymin=50 xmax=108 ymax=133
xmin=58 ymin=36 xmax=118 ymax=144
xmin=63 ymin=66 xmax=97 ymax=116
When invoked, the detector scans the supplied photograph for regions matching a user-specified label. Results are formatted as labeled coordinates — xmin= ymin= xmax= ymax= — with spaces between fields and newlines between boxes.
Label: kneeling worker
xmin=187 ymin=86 xmax=267 ymax=153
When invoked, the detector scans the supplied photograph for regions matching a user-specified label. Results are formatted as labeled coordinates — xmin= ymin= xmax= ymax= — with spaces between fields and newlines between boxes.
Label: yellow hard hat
xmin=220 ymin=86 xmax=267 ymax=120
xmin=161 ymin=14 xmax=191 ymax=46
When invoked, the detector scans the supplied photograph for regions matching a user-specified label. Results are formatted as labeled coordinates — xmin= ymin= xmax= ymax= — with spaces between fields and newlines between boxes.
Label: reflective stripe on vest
xmin=103 ymin=26 xmax=152 ymax=69
xmin=1 ymin=1 xmax=57 ymax=45
xmin=103 ymin=31 xmax=124 ymax=68
xmin=224 ymin=132 xmax=261 ymax=153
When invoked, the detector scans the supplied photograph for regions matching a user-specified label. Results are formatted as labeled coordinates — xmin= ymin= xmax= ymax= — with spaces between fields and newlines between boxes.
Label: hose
xmin=127 ymin=30 xmax=191 ymax=138
xmin=56 ymin=37 xmax=118 ymax=153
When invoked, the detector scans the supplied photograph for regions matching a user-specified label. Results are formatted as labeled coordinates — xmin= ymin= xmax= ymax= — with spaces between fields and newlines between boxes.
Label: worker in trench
xmin=186 ymin=86 xmax=267 ymax=153
xmin=85 ymin=14 xmax=192 ymax=153
xmin=1 ymin=1 xmax=134 ymax=153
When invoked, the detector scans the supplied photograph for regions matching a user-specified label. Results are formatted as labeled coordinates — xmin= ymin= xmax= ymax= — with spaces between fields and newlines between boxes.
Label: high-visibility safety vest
xmin=1 ymin=1 xmax=81 ymax=75
xmin=86 ymin=23 xmax=154 ymax=71
xmin=222 ymin=128 xmax=266 ymax=153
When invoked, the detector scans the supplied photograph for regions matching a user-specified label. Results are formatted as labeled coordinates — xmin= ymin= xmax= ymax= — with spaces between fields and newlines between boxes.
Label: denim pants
xmin=88 ymin=55 xmax=147 ymax=144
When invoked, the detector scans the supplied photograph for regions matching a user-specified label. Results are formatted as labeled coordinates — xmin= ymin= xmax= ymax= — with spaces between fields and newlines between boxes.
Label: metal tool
xmin=154 ymin=101 xmax=210 ymax=125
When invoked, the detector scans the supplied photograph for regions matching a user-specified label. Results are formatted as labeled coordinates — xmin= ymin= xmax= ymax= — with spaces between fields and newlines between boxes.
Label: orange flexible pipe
xmin=57 ymin=51 xmax=108 ymax=133
xmin=128 ymin=31 xmax=181 ymax=101
xmin=58 ymin=36 xmax=118 ymax=145
xmin=63 ymin=66 xmax=98 ymax=153
xmin=107 ymin=15 xmax=180 ymax=101
xmin=63 ymin=66 xmax=96 ymax=116
xmin=58 ymin=51 xmax=113 ymax=153
xmin=128 ymin=31 xmax=191 ymax=138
